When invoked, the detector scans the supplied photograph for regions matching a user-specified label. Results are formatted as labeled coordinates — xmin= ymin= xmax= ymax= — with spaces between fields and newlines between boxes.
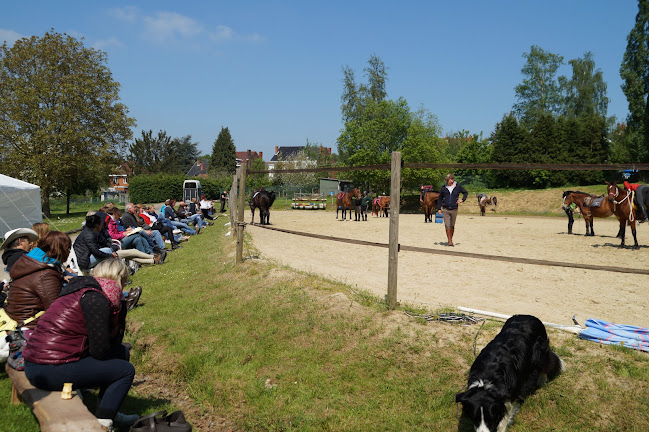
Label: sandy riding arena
xmin=246 ymin=210 xmax=649 ymax=328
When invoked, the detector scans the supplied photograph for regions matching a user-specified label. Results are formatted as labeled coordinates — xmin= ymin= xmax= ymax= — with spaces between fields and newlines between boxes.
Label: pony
xmin=606 ymin=181 xmax=639 ymax=249
xmin=421 ymin=190 xmax=440 ymax=223
xmin=372 ymin=196 xmax=390 ymax=217
xmin=562 ymin=190 xmax=623 ymax=237
xmin=336 ymin=188 xmax=361 ymax=221
xmin=250 ymin=189 xmax=276 ymax=225
xmin=476 ymin=193 xmax=497 ymax=216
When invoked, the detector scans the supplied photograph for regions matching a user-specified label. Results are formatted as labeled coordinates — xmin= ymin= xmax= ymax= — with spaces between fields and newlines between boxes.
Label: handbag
xmin=0 ymin=308 xmax=18 ymax=332
xmin=129 ymin=410 xmax=192 ymax=432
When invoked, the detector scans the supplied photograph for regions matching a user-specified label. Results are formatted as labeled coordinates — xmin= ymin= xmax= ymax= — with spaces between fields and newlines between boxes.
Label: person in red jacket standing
xmin=623 ymin=180 xmax=649 ymax=223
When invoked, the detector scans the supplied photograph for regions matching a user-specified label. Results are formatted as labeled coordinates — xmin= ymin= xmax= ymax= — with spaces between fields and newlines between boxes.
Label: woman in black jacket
xmin=436 ymin=174 xmax=468 ymax=247
xmin=73 ymin=215 xmax=118 ymax=271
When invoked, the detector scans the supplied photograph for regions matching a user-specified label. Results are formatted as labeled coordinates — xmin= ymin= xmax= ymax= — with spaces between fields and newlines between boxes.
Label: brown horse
xmin=562 ymin=190 xmax=623 ymax=237
xmin=421 ymin=191 xmax=440 ymax=222
xmin=606 ymin=182 xmax=639 ymax=248
xmin=336 ymin=188 xmax=361 ymax=221
xmin=475 ymin=193 xmax=497 ymax=216
xmin=372 ymin=196 xmax=390 ymax=217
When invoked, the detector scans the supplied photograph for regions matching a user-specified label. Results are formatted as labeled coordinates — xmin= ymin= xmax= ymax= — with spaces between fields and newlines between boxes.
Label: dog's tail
xmin=545 ymin=351 xmax=565 ymax=382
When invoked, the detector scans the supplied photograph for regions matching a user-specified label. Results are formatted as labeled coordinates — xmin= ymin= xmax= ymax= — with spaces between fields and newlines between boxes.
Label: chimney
xmin=275 ymin=146 xmax=279 ymax=154
xmin=259 ymin=151 xmax=263 ymax=160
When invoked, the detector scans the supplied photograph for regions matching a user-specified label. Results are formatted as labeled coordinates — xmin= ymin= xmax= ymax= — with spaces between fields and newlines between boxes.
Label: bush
xmin=129 ymin=174 xmax=233 ymax=203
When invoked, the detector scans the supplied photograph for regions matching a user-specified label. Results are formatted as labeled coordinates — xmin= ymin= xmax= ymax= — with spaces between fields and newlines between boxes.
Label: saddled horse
xmin=372 ymin=196 xmax=390 ymax=217
xmin=606 ymin=182 xmax=639 ymax=249
xmin=476 ymin=193 xmax=497 ymax=216
xmin=250 ymin=188 xmax=276 ymax=225
xmin=336 ymin=188 xmax=361 ymax=221
xmin=421 ymin=190 xmax=440 ymax=223
xmin=562 ymin=190 xmax=623 ymax=237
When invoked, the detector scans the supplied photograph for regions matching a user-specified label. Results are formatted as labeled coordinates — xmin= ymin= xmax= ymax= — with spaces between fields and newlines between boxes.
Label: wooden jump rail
xmin=5 ymin=364 xmax=103 ymax=432
xmin=249 ymin=224 xmax=649 ymax=276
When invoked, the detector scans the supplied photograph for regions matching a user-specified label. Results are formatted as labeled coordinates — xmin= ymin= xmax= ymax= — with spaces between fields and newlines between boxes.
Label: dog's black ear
xmin=455 ymin=391 xmax=466 ymax=403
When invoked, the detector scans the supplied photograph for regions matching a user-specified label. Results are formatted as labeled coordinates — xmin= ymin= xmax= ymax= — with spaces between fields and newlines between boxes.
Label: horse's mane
xmin=563 ymin=190 xmax=590 ymax=198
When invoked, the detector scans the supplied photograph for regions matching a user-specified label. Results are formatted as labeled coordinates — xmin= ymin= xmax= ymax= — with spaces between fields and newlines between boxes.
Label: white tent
xmin=0 ymin=174 xmax=43 ymax=234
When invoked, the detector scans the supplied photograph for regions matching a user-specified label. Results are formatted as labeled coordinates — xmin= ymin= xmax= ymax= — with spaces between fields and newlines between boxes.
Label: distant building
xmin=105 ymin=163 xmax=131 ymax=202
xmin=235 ymin=150 xmax=263 ymax=168
xmin=266 ymin=145 xmax=332 ymax=178
xmin=187 ymin=159 xmax=209 ymax=178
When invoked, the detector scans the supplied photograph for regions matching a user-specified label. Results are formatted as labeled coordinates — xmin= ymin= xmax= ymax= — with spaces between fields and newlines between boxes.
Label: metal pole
xmin=236 ymin=165 xmax=247 ymax=264
xmin=387 ymin=151 xmax=401 ymax=309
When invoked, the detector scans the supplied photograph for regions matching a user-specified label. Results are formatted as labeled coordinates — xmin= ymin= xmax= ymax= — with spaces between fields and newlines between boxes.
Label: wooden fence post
xmin=230 ymin=170 xmax=238 ymax=234
xmin=387 ymin=151 xmax=401 ymax=309
xmin=236 ymin=164 xmax=247 ymax=264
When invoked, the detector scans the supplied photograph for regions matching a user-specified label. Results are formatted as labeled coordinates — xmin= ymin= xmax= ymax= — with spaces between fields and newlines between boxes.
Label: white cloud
xmin=209 ymin=25 xmax=266 ymax=44
xmin=210 ymin=25 xmax=233 ymax=43
xmin=93 ymin=37 xmax=123 ymax=50
xmin=0 ymin=29 xmax=24 ymax=46
xmin=143 ymin=11 xmax=203 ymax=44
xmin=109 ymin=6 xmax=139 ymax=23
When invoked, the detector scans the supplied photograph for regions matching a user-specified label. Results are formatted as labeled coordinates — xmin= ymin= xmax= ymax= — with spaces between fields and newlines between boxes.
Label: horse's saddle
xmin=584 ymin=195 xmax=605 ymax=208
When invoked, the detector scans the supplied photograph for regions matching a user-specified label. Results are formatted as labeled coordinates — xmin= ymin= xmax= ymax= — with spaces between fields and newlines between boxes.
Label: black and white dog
xmin=456 ymin=315 xmax=564 ymax=432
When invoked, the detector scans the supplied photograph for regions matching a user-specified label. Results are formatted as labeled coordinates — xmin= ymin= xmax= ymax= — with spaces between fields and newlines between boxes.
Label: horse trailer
xmin=183 ymin=180 xmax=202 ymax=203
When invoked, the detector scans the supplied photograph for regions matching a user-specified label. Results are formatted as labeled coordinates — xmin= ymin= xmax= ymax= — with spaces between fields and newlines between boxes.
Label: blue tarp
xmin=578 ymin=319 xmax=649 ymax=352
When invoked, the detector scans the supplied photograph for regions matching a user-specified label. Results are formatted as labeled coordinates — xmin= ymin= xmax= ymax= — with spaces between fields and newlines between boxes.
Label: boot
xmin=446 ymin=228 xmax=454 ymax=247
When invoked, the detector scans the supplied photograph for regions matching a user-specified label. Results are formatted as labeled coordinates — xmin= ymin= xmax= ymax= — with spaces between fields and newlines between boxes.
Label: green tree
xmin=168 ymin=134 xmax=200 ymax=174
xmin=210 ymin=127 xmax=236 ymax=174
xmin=488 ymin=113 xmax=530 ymax=187
xmin=129 ymin=130 xmax=174 ymax=175
xmin=0 ymin=31 xmax=134 ymax=215
xmin=340 ymin=54 xmax=388 ymax=124
xmin=247 ymin=157 xmax=270 ymax=191
xmin=456 ymin=133 xmax=492 ymax=178
xmin=559 ymin=52 xmax=609 ymax=121
xmin=513 ymin=45 xmax=564 ymax=128
xmin=620 ymin=0 xmax=649 ymax=161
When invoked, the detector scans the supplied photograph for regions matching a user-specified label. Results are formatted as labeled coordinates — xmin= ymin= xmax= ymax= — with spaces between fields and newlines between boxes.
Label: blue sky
xmin=1 ymin=1 xmax=640 ymax=159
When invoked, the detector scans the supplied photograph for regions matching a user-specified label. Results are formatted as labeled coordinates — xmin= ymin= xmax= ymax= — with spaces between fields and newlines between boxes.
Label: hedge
xmin=129 ymin=174 xmax=232 ymax=203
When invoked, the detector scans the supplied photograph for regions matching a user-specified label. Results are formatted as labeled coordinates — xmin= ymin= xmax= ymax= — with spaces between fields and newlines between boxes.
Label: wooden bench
xmin=6 ymin=364 xmax=104 ymax=431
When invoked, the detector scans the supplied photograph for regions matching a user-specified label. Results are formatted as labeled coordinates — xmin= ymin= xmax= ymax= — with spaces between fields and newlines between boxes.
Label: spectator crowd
xmin=1 ymin=196 xmax=219 ymax=431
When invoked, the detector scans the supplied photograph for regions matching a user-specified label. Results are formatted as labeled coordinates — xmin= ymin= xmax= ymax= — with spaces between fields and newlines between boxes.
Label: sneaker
xmin=640 ymin=218 xmax=648 ymax=224
xmin=164 ymin=239 xmax=171 ymax=244
xmin=114 ymin=412 xmax=140 ymax=426
xmin=97 ymin=418 xmax=114 ymax=431
xmin=125 ymin=286 xmax=142 ymax=311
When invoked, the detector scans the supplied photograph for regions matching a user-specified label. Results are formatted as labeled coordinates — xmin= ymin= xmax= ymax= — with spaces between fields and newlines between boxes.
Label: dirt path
xmin=246 ymin=209 xmax=649 ymax=328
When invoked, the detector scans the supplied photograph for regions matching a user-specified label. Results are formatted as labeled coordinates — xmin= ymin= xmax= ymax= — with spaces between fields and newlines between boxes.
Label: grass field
xmin=2 ymin=188 xmax=648 ymax=431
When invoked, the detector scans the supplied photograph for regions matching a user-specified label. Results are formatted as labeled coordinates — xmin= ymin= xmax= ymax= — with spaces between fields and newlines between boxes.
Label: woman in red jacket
xmin=623 ymin=181 xmax=649 ymax=223
xmin=23 ymin=259 xmax=139 ymax=431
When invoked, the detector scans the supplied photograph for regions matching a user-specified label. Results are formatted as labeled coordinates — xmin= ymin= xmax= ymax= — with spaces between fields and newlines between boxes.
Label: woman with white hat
xmin=1 ymin=228 xmax=38 ymax=273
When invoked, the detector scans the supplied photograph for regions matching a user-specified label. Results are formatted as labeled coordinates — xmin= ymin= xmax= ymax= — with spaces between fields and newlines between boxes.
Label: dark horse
xmin=562 ymin=190 xmax=623 ymax=237
xmin=336 ymin=188 xmax=361 ymax=221
xmin=606 ymin=182 xmax=639 ymax=249
xmin=421 ymin=191 xmax=440 ymax=223
xmin=476 ymin=193 xmax=497 ymax=216
xmin=250 ymin=189 xmax=276 ymax=225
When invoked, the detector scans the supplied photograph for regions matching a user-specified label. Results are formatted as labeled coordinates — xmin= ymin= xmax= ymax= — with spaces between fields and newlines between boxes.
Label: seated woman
xmin=106 ymin=208 xmax=157 ymax=255
xmin=6 ymin=231 xmax=70 ymax=328
xmin=137 ymin=205 xmax=182 ymax=249
xmin=23 ymin=259 xmax=139 ymax=430
xmin=74 ymin=215 xmax=162 ymax=274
